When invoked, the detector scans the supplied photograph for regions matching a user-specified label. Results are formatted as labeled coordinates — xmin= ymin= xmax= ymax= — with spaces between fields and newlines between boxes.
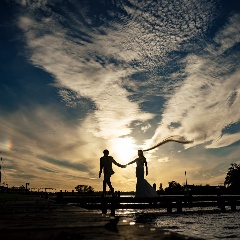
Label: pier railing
xmin=53 ymin=195 xmax=240 ymax=216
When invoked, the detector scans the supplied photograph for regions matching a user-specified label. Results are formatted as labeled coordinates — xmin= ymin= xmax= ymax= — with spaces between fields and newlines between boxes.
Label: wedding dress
xmin=130 ymin=135 xmax=193 ymax=197
xmin=135 ymin=165 xmax=158 ymax=198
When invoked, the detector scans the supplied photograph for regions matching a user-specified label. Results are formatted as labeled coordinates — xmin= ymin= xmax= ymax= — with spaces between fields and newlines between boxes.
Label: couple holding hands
xmin=99 ymin=149 xmax=158 ymax=198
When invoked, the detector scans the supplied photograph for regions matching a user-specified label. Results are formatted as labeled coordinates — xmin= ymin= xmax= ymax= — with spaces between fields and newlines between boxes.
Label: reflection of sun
xmin=111 ymin=137 xmax=138 ymax=164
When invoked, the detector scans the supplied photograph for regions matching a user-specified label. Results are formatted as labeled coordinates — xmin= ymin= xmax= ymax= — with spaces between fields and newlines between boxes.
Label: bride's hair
xmin=138 ymin=150 xmax=143 ymax=156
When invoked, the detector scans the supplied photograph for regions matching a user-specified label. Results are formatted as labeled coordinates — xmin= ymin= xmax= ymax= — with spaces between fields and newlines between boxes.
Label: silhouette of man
xmin=99 ymin=149 xmax=126 ymax=197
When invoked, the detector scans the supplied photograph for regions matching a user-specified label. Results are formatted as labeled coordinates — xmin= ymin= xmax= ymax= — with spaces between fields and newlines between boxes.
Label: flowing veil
xmin=133 ymin=135 xmax=193 ymax=197
xmin=143 ymin=135 xmax=193 ymax=152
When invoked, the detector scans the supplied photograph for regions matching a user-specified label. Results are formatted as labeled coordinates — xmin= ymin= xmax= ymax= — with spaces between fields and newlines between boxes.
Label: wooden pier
xmin=54 ymin=195 xmax=240 ymax=216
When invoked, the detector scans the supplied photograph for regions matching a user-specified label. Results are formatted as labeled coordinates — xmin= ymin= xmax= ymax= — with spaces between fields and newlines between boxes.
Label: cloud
xmin=15 ymin=0 xmax=221 ymax=143
xmin=147 ymin=13 xmax=240 ymax=150
xmin=2 ymin=1 xmax=239 ymax=191
xmin=157 ymin=157 xmax=169 ymax=163
xmin=141 ymin=123 xmax=151 ymax=133
xmin=38 ymin=155 xmax=90 ymax=172
xmin=0 ymin=104 xmax=106 ymax=188
xmin=15 ymin=0 xmax=48 ymax=8
xmin=208 ymin=132 xmax=240 ymax=149
xmin=17 ymin=13 xmax=154 ymax=139
xmin=213 ymin=14 xmax=240 ymax=54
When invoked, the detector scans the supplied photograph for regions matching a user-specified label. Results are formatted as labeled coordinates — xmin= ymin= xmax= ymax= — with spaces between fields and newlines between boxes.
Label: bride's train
xmin=135 ymin=178 xmax=158 ymax=197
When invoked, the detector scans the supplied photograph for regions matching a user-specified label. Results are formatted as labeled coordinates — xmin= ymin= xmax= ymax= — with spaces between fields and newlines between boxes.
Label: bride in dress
xmin=127 ymin=150 xmax=158 ymax=197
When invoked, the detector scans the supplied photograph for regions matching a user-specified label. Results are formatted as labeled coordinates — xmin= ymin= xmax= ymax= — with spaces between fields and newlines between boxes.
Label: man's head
xmin=103 ymin=149 xmax=109 ymax=156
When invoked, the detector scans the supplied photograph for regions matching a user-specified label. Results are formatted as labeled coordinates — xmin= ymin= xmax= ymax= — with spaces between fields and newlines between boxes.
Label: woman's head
xmin=138 ymin=150 xmax=143 ymax=156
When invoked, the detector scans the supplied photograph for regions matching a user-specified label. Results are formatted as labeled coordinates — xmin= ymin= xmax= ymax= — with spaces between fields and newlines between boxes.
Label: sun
xmin=111 ymin=137 xmax=138 ymax=164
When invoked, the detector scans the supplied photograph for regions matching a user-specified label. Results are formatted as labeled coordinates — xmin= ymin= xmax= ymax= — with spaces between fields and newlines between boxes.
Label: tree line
xmin=75 ymin=163 xmax=240 ymax=194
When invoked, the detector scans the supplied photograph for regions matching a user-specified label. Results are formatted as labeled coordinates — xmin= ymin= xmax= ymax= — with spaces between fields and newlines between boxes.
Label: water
xmin=115 ymin=207 xmax=240 ymax=239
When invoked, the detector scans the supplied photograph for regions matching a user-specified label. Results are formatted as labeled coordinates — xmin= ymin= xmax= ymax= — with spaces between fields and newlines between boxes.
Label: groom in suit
xmin=99 ymin=149 xmax=126 ymax=197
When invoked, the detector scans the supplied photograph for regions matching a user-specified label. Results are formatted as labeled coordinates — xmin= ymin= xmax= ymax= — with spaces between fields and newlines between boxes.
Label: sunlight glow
xmin=0 ymin=137 xmax=12 ymax=151
xmin=111 ymin=137 xmax=138 ymax=164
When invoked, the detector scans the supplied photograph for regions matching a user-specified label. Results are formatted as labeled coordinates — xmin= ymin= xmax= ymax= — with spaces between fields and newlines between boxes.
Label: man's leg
xmin=102 ymin=179 xmax=107 ymax=197
xmin=105 ymin=175 xmax=115 ymax=197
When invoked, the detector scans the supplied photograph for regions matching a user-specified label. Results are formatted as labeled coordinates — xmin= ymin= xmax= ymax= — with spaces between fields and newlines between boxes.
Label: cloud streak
xmin=16 ymin=0 xmax=222 ymax=142
xmin=149 ymin=13 xmax=240 ymax=150
xmin=1 ymin=0 xmax=239 ymax=191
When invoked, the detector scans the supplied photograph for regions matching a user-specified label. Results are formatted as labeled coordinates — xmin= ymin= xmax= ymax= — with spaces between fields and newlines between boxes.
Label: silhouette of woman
xmin=127 ymin=150 xmax=158 ymax=197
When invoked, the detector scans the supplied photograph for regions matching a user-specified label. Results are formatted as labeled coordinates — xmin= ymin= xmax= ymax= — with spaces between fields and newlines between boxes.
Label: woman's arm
xmin=127 ymin=159 xmax=137 ymax=165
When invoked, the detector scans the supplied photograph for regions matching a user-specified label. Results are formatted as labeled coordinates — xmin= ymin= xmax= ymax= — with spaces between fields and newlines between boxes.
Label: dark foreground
xmin=0 ymin=195 xmax=204 ymax=240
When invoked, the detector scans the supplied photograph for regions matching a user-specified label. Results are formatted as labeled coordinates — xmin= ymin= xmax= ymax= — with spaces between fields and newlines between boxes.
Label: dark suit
xmin=100 ymin=156 xmax=124 ymax=196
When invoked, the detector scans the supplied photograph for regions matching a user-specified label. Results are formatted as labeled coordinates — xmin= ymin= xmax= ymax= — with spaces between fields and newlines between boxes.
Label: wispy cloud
xmin=1 ymin=0 xmax=239 ymax=190
xmin=16 ymin=0 xmax=220 ymax=142
xmin=148 ymin=13 xmax=240 ymax=150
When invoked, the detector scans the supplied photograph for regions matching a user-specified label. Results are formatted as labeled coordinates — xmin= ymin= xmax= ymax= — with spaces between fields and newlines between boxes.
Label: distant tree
xmin=224 ymin=163 xmax=240 ymax=193
xmin=75 ymin=185 xmax=94 ymax=193
xmin=165 ymin=181 xmax=183 ymax=194
xmin=157 ymin=183 xmax=164 ymax=194
xmin=159 ymin=183 xmax=164 ymax=191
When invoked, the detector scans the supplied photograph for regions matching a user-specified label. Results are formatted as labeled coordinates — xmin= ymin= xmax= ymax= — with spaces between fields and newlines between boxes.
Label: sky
xmin=0 ymin=0 xmax=240 ymax=192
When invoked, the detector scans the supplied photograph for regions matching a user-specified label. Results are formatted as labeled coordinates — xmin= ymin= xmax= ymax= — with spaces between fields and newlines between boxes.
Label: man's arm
xmin=112 ymin=158 xmax=126 ymax=168
xmin=99 ymin=158 xmax=104 ymax=178
xmin=145 ymin=161 xmax=148 ymax=176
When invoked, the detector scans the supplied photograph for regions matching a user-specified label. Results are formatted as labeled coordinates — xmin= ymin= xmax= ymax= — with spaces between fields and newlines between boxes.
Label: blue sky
xmin=0 ymin=0 xmax=240 ymax=192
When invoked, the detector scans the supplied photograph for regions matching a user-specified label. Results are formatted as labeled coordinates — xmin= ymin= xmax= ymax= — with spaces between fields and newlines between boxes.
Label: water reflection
xmin=115 ymin=207 xmax=240 ymax=239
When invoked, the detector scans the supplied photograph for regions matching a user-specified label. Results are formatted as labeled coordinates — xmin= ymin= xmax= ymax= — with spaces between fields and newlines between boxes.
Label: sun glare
xmin=0 ymin=137 xmax=12 ymax=151
xmin=111 ymin=137 xmax=138 ymax=164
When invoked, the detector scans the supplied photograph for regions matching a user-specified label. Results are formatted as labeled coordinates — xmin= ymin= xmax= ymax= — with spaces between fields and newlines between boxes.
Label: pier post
xmin=110 ymin=206 xmax=115 ymax=216
xmin=167 ymin=202 xmax=172 ymax=213
xmin=231 ymin=204 xmax=236 ymax=211
xmin=110 ymin=197 xmax=116 ymax=216
xmin=101 ymin=197 xmax=107 ymax=214
xmin=177 ymin=202 xmax=182 ymax=213
xmin=185 ymin=195 xmax=192 ymax=207
xmin=57 ymin=190 xmax=63 ymax=202
xmin=220 ymin=202 xmax=225 ymax=212
xmin=217 ymin=197 xmax=225 ymax=212
xmin=230 ymin=200 xmax=236 ymax=211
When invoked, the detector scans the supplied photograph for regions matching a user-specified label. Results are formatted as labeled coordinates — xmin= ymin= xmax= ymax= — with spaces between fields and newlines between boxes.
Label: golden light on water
xmin=111 ymin=137 xmax=138 ymax=164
